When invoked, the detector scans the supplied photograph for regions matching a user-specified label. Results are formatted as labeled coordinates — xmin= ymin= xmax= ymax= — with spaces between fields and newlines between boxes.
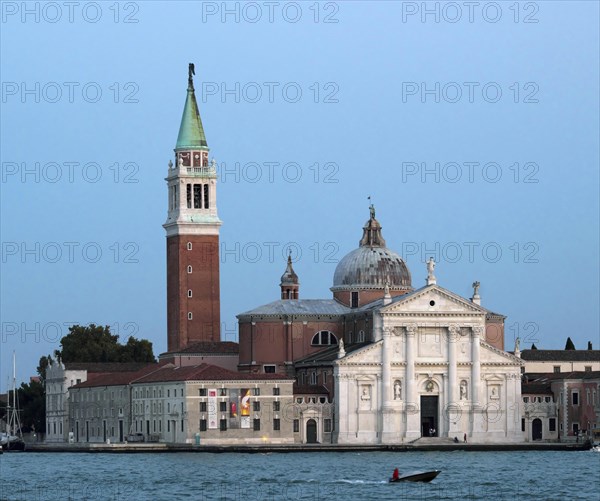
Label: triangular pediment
xmin=335 ymin=340 xmax=382 ymax=366
xmin=380 ymin=285 xmax=487 ymax=315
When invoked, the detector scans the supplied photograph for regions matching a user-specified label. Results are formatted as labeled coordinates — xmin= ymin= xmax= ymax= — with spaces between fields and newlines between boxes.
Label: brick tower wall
xmin=167 ymin=234 xmax=220 ymax=351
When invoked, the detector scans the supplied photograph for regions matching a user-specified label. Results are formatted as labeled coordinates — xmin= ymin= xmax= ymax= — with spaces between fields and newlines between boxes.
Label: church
xmin=163 ymin=66 xmax=524 ymax=444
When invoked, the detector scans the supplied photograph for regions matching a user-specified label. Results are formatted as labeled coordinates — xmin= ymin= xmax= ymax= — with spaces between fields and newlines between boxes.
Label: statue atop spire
xmin=359 ymin=204 xmax=386 ymax=247
xmin=188 ymin=63 xmax=195 ymax=90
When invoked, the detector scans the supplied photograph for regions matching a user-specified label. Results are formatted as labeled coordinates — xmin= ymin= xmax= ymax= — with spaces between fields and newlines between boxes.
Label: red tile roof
xmin=133 ymin=363 xmax=293 ymax=384
xmin=73 ymin=364 xmax=163 ymax=388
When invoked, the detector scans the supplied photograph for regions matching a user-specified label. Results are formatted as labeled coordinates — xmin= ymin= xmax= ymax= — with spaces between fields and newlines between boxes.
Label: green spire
xmin=175 ymin=64 xmax=208 ymax=150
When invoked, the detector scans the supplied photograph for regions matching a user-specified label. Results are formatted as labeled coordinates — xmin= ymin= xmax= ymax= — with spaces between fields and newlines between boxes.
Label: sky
xmin=1 ymin=1 xmax=599 ymax=389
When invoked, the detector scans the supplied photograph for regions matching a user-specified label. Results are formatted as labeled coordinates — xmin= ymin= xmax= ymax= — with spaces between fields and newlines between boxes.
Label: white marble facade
xmin=334 ymin=284 xmax=523 ymax=444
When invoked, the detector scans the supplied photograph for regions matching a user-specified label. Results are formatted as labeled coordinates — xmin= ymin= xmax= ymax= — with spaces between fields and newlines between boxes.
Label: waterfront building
xmin=45 ymin=361 xmax=149 ymax=443
xmin=68 ymin=363 xmax=294 ymax=444
xmin=523 ymin=371 xmax=600 ymax=441
xmin=520 ymin=349 xmax=600 ymax=373
xmin=520 ymin=380 xmax=559 ymax=442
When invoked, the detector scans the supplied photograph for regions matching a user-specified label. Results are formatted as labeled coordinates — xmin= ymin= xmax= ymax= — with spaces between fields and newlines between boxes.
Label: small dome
xmin=280 ymin=254 xmax=298 ymax=285
xmin=332 ymin=246 xmax=411 ymax=290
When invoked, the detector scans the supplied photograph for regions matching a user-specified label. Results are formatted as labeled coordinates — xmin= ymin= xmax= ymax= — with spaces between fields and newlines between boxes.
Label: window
xmin=219 ymin=401 xmax=227 ymax=412
xmin=351 ymin=291 xmax=359 ymax=308
xmin=323 ymin=372 xmax=327 ymax=384
xmin=573 ymin=423 xmax=579 ymax=434
xmin=187 ymin=265 xmax=192 ymax=274
xmin=188 ymin=312 xmax=193 ymax=320
xmin=200 ymin=420 xmax=207 ymax=431
xmin=521 ymin=419 xmax=525 ymax=432
xmin=253 ymin=419 xmax=260 ymax=431
xmin=204 ymin=184 xmax=209 ymax=208
xmin=181 ymin=420 xmax=184 ymax=432
xmin=273 ymin=401 xmax=280 ymax=412
xmin=253 ymin=401 xmax=260 ymax=412
xmin=220 ymin=419 xmax=227 ymax=431
xmin=193 ymin=184 xmax=202 ymax=208
xmin=293 ymin=419 xmax=299 ymax=433
xmin=186 ymin=184 xmax=192 ymax=209
xmin=324 ymin=419 xmax=332 ymax=433
xmin=549 ymin=418 xmax=556 ymax=432
xmin=358 ymin=330 xmax=365 ymax=342
xmin=311 ymin=331 xmax=338 ymax=346
xmin=273 ymin=419 xmax=280 ymax=431
xmin=523 ymin=397 xmax=529 ymax=403
xmin=199 ymin=389 xmax=207 ymax=396
xmin=199 ymin=402 xmax=207 ymax=412
xmin=188 ymin=290 xmax=192 ymax=298
xmin=187 ymin=242 xmax=192 ymax=251
xmin=264 ymin=365 xmax=276 ymax=374
xmin=553 ymin=366 xmax=561 ymax=373
xmin=585 ymin=366 xmax=592 ymax=372
xmin=572 ymin=391 xmax=579 ymax=405
xmin=272 ymin=387 xmax=280 ymax=396
xmin=219 ymin=389 xmax=227 ymax=397
xmin=252 ymin=388 xmax=260 ymax=396
xmin=545 ymin=396 xmax=551 ymax=403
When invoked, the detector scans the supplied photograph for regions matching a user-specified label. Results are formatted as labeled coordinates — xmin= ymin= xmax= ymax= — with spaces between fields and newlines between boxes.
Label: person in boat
xmin=392 ymin=468 xmax=400 ymax=481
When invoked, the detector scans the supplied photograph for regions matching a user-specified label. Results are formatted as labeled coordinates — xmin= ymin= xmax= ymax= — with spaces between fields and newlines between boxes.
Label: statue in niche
xmin=460 ymin=380 xmax=468 ymax=400
xmin=393 ymin=380 xmax=402 ymax=400
xmin=361 ymin=386 xmax=371 ymax=401
xmin=490 ymin=387 xmax=499 ymax=400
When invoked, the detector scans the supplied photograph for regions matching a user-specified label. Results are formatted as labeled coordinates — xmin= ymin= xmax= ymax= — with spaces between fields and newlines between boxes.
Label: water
xmin=1 ymin=450 xmax=599 ymax=500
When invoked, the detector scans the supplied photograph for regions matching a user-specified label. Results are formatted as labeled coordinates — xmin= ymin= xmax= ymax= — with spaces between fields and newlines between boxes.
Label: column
xmin=405 ymin=324 xmax=419 ymax=439
xmin=447 ymin=324 xmax=460 ymax=435
xmin=382 ymin=327 xmax=392 ymax=408
xmin=471 ymin=326 xmax=482 ymax=405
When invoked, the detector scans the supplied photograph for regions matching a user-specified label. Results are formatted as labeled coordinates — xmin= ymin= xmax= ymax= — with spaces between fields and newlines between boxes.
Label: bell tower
xmin=164 ymin=64 xmax=221 ymax=351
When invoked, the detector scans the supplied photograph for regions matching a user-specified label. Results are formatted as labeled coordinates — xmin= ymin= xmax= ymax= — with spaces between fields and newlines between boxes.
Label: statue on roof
xmin=472 ymin=281 xmax=480 ymax=296
xmin=369 ymin=203 xmax=376 ymax=220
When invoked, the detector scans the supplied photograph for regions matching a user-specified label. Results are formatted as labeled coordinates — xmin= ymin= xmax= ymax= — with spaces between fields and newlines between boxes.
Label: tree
xmin=531 ymin=343 xmax=537 ymax=350
xmin=58 ymin=324 xmax=156 ymax=363
xmin=37 ymin=354 xmax=53 ymax=383
xmin=17 ymin=380 xmax=46 ymax=433
xmin=565 ymin=337 xmax=576 ymax=350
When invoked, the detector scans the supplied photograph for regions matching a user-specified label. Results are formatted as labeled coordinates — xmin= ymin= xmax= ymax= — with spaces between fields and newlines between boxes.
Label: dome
xmin=332 ymin=246 xmax=412 ymax=290
xmin=331 ymin=205 xmax=412 ymax=291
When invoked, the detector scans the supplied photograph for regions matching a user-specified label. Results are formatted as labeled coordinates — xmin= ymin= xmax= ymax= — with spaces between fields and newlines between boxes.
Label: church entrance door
xmin=306 ymin=419 xmax=318 ymax=443
xmin=532 ymin=418 xmax=543 ymax=441
xmin=420 ymin=396 xmax=439 ymax=437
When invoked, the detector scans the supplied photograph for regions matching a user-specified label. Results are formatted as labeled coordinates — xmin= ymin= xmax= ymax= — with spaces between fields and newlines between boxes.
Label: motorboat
xmin=389 ymin=470 xmax=441 ymax=483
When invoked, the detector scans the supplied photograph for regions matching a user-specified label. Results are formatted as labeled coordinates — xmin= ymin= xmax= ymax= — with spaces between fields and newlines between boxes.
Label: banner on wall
xmin=208 ymin=389 xmax=218 ymax=429
xmin=241 ymin=388 xmax=251 ymax=429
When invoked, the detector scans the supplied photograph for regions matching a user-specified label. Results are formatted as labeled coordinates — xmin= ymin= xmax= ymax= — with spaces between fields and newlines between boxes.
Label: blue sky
xmin=1 ymin=1 xmax=599 ymax=388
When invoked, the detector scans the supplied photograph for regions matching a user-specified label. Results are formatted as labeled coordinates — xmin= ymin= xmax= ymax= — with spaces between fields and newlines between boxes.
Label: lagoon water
xmin=1 ymin=450 xmax=599 ymax=500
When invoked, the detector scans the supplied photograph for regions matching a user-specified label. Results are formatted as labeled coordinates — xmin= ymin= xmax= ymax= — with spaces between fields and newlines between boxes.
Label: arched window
xmin=358 ymin=330 xmax=365 ymax=342
xmin=187 ymin=265 xmax=192 ymax=274
xmin=311 ymin=331 xmax=338 ymax=346
xmin=187 ymin=242 xmax=192 ymax=250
